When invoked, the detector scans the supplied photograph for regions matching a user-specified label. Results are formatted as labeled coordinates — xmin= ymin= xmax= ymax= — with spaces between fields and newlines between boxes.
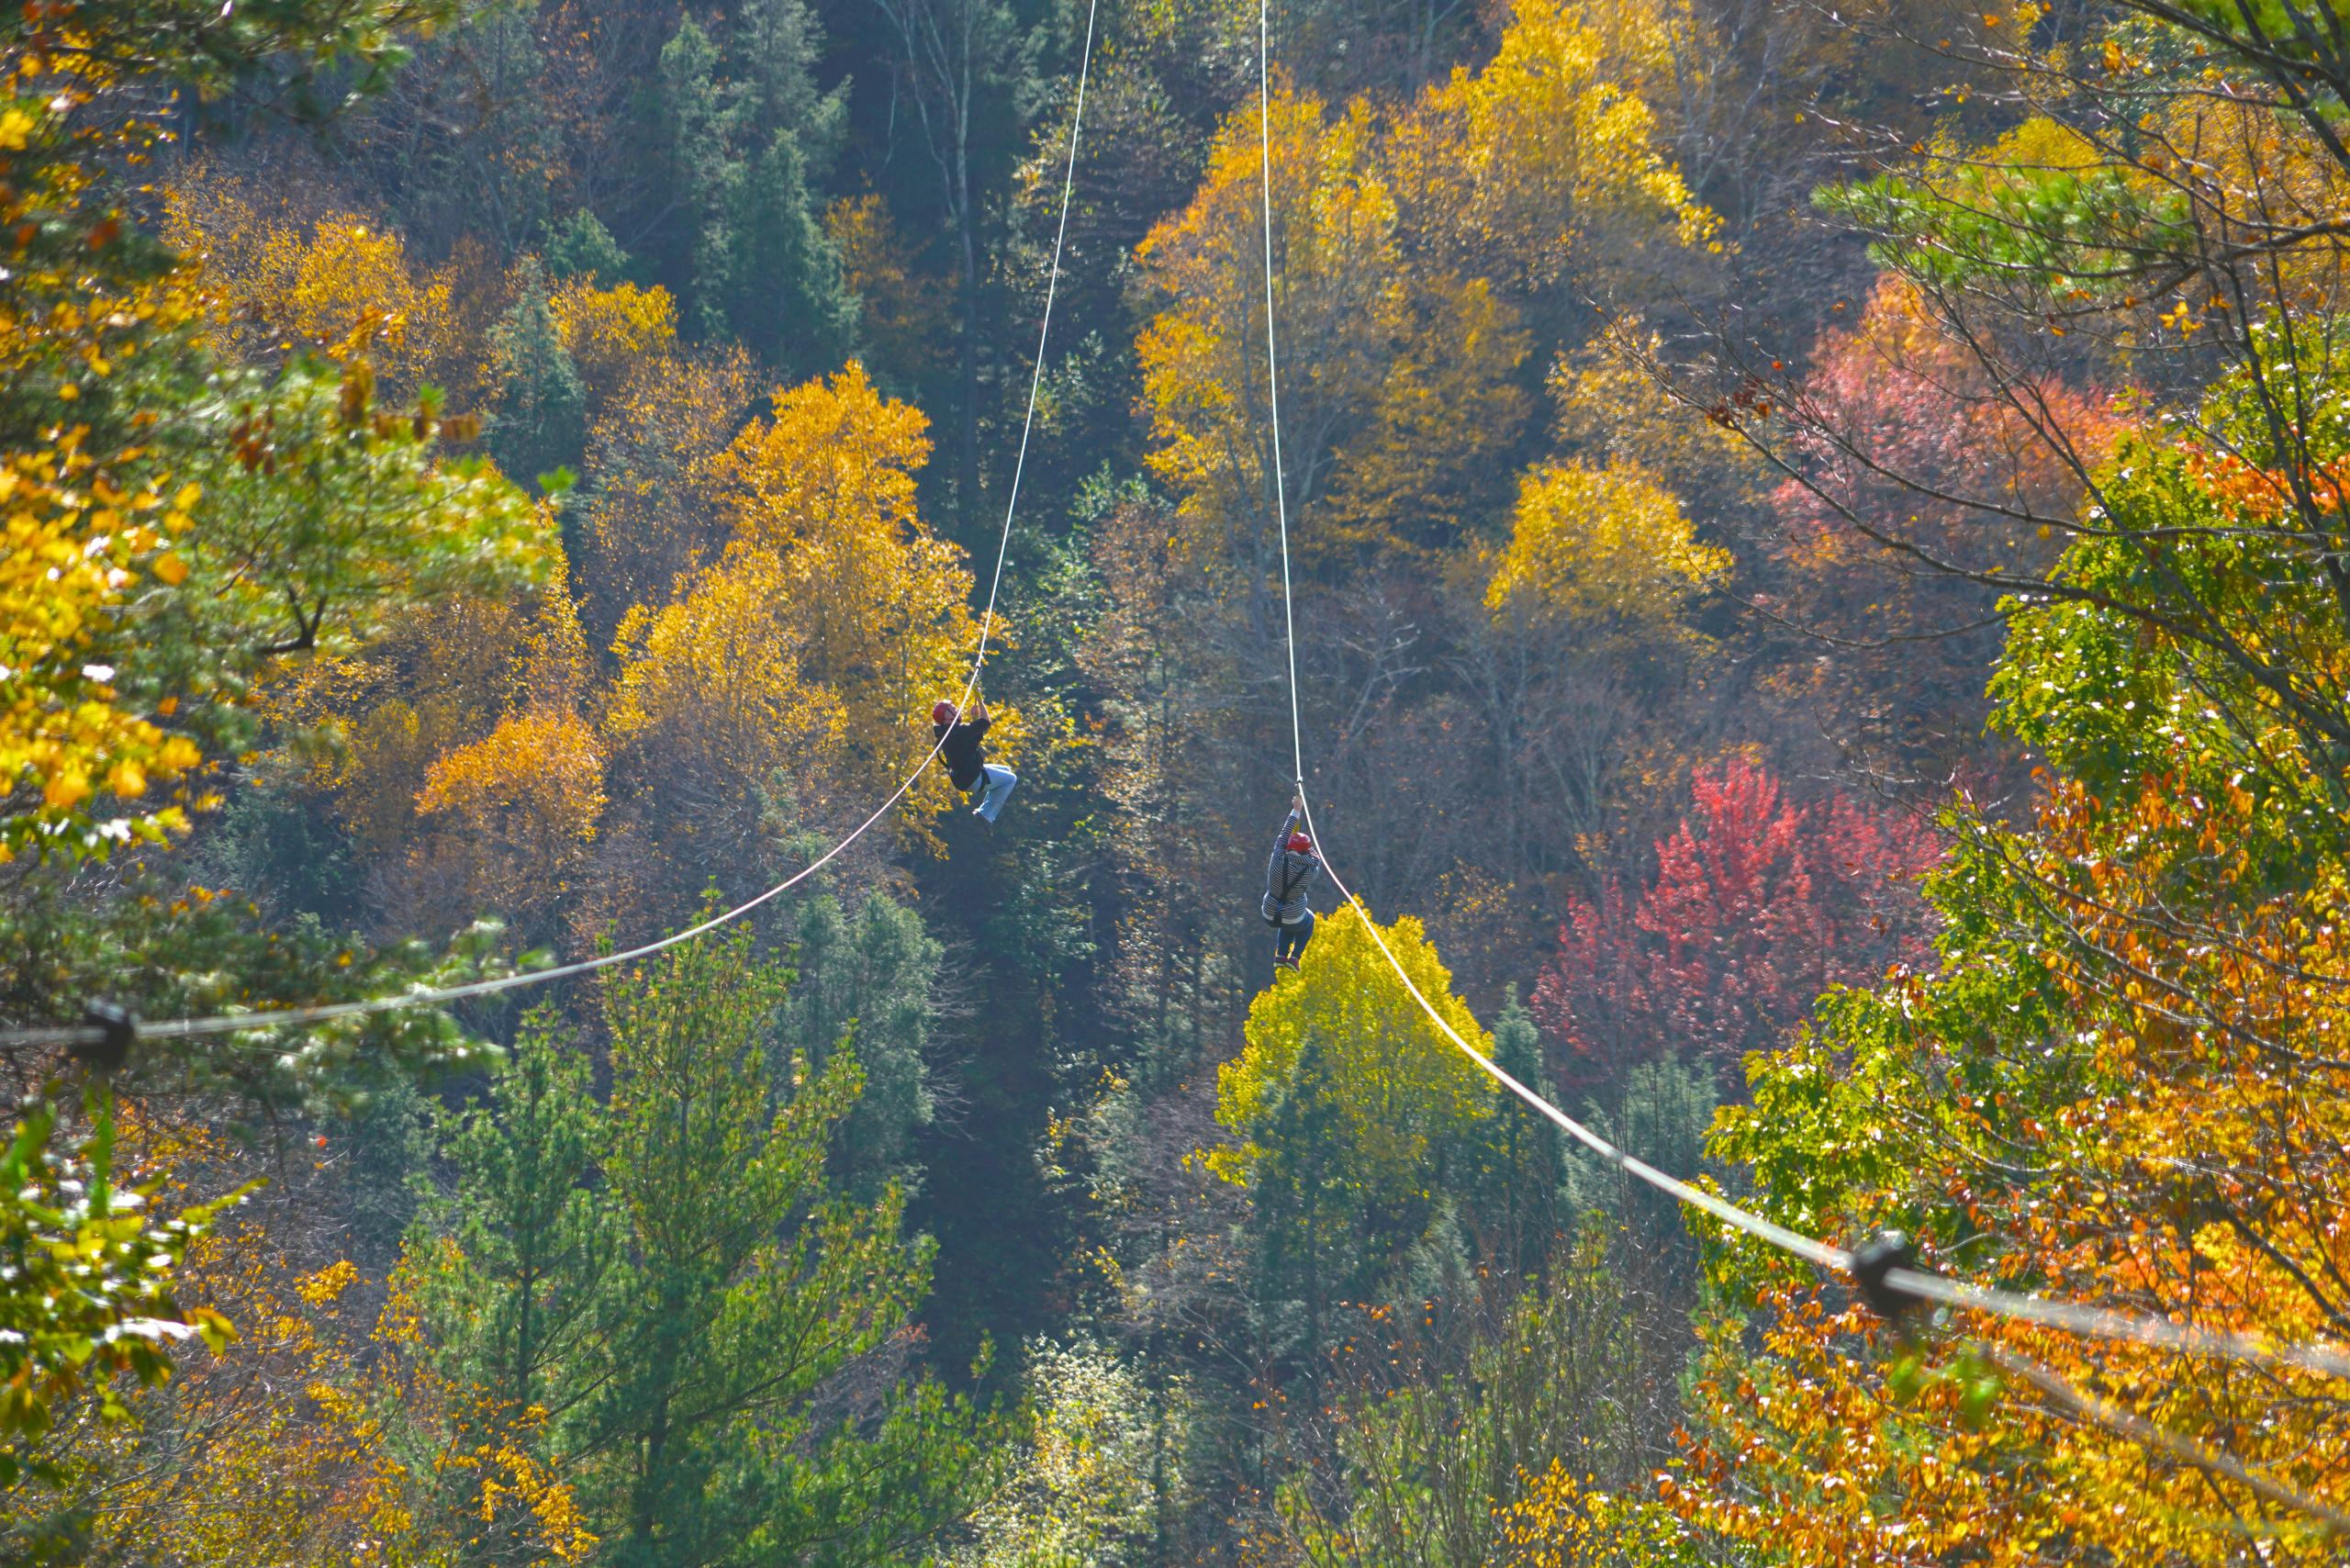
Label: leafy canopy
xmin=1213 ymin=903 xmax=1495 ymax=1195
xmin=1485 ymin=459 xmax=1729 ymax=637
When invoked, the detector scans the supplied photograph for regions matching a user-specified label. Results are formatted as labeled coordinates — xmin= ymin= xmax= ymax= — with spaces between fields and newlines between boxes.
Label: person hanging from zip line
xmin=934 ymin=694 xmax=1018 ymax=827
xmin=1262 ymin=790 xmax=1323 ymax=970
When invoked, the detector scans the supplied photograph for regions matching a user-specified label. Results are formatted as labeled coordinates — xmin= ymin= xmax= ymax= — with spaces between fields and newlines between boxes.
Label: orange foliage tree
xmin=1673 ymin=333 xmax=2350 ymax=1562
xmin=702 ymin=362 xmax=1001 ymax=807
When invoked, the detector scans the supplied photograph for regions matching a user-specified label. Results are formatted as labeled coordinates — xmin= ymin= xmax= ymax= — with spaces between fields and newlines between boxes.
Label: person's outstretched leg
xmin=975 ymin=762 xmax=1019 ymax=823
xmin=1276 ymin=910 xmax=1314 ymax=967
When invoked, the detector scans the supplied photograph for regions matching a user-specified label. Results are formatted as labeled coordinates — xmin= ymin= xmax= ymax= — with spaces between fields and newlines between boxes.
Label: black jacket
xmin=935 ymin=712 xmax=990 ymax=791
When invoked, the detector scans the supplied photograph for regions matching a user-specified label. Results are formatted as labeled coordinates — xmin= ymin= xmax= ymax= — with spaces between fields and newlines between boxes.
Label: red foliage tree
xmin=1765 ymin=276 xmax=2126 ymax=767
xmin=1532 ymin=757 xmax=1939 ymax=1095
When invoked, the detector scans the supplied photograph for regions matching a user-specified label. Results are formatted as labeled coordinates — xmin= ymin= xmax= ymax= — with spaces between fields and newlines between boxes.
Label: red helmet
xmin=932 ymin=700 xmax=958 ymax=725
xmin=1287 ymin=831 xmax=1315 ymax=854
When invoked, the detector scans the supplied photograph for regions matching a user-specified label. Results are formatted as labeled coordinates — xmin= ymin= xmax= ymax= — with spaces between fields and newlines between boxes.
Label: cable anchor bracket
xmin=1852 ymin=1230 xmax=1928 ymax=1338
xmin=74 ymin=1002 xmax=139 ymax=1075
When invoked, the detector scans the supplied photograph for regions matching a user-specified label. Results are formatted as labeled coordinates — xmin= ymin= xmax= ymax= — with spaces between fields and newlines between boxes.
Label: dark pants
xmin=1273 ymin=908 xmax=1315 ymax=963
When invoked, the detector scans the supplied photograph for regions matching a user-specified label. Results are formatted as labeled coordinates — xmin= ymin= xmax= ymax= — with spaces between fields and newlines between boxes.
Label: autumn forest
xmin=6 ymin=0 xmax=2349 ymax=1559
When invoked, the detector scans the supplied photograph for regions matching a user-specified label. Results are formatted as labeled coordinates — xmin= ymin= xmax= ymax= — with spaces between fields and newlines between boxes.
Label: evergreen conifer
xmin=404 ymin=925 xmax=998 ymax=1565
xmin=777 ymin=892 xmax=940 ymax=1200
xmin=654 ymin=10 xmax=856 ymax=373
xmin=545 ymin=209 xmax=633 ymax=286
xmin=410 ymin=1010 xmax=618 ymax=1425
xmin=1487 ymin=985 xmax=1563 ymax=1282
xmin=489 ymin=257 xmax=588 ymax=489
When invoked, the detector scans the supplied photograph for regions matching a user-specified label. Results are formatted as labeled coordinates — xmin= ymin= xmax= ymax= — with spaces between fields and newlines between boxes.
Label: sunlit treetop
xmin=1387 ymin=0 xmax=1719 ymax=288
xmin=1212 ymin=904 xmax=1494 ymax=1193
xmin=1485 ymin=457 xmax=1730 ymax=639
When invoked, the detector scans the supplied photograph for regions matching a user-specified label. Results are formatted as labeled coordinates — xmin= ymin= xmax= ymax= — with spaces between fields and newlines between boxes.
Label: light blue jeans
xmin=974 ymin=763 xmax=1018 ymax=823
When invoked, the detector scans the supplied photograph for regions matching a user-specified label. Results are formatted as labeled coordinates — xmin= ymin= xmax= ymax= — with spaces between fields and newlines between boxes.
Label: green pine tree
xmin=488 ymin=257 xmax=587 ymax=490
xmin=1569 ymin=1054 xmax=1715 ymax=1305
xmin=545 ymin=209 xmax=634 ymax=286
xmin=583 ymin=919 xmax=997 ymax=1567
xmin=1252 ymin=1030 xmax=1347 ymax=1364
xmin=733 ymin=0 xmax=845 ymax=174
xmin=777 ymin=892 xmax=940 ymax=1200
xmin=720 ymin=130 xmax=857 ymax=375
xmin=408 ymin=1010 xmax=619 ymax=1427
xmin=654 ymin=9 xmax=855 ymax=373
xmin=1485 ymin=984 xmax=1563 ymax=1283
xmin=329 ymin=1075 xmax=436 ymax=1272
xmin=388 ymin=1011 xmax=621 ymax=1565
xmin=656 ymin=17 xmax=739 ymax=344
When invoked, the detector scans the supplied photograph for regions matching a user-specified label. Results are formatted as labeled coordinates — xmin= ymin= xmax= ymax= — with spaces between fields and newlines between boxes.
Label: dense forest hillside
xmin=6 ymin=0 xmax=2350 ymax=1559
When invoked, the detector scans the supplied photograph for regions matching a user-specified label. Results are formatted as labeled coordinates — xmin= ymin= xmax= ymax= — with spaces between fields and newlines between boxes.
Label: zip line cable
xmin=1245 ymin=0 xmax=2350 ymax=1432
xmin=1258 ymin=0 xmax=1304 ymax=799
xmin=0 ymin=0 xmax=1105 ymax=1058
xmin=1315 ymin=846 xmax=2350 ymax=1384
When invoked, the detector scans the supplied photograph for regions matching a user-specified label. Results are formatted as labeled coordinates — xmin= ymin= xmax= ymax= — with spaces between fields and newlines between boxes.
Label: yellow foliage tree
xmin=1322 ymin=275 xmax=1532 ymax=554
xmin=509 ymin=544 xmax=597 ymax=714
xmin=332 ymin=693 xmax=471 ymax=855
xmin=343 ymin=543 xmax=603 ymax=931
xmin=1491 ymin=1461 xmax=1695 ymax=1565
xmin=70 ymin=1237 xmax=407 ymax=1564
xmin=550 ymin=275 xmax=678 ymax=406
xmin=164 ymin=178 xmax=464 ymax=392
xmin=0 ymin=94 xmax=208 ymax=839
xmin=297 ymin=588 xmax=537 ymax=852
xmin=708 ymin=363 xmax=998 ymax=798
xmin=1484 ymin=459 xmax=1729 ymax=636
xmin=1387 ymin=0 xmax=1717 ymax=293
xmin=415 ymin=708 xmax=606 ymax=922
xmin=1211 ymin=904 xmax=1494 ymax=1193
xmin=1549 ymin=316 xmax=1768 ymax=524
xmin=278 ymin=217 xmax=461 ymax=382
xmin=713 ymin=360 xmax=933 ymax=558
xmin=296 ymin=543 xmax=595 ymax=925
xmin=1137 ymin=87 xmax=1407 ymax=564
xmin=1136 ymin=26 xmax=1705 ymax=569
xmin=73 ymin=1217 xmax=596 ymax=1565
xmin=0 ymin=443 xmax=206 ymax=828
xmin=606 ymin=546 xmax=854 ymax=802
